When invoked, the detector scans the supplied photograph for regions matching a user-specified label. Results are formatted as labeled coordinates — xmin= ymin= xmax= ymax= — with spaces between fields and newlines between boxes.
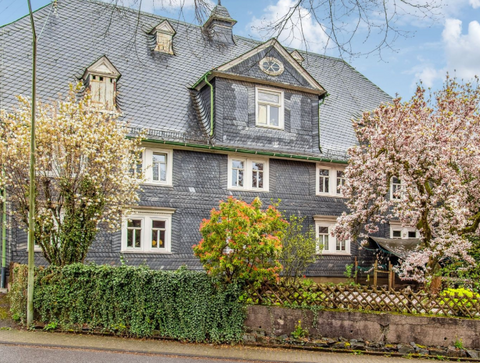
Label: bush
xmin=280 ymin=215 xmax=316 ymax=284
xmin=193 ymin=197 xmax=288 ymax=286
xmin=9 ymin=264 xmax=245 ymax=343
xmin=440 ymin=287 xmax=480 ymax=316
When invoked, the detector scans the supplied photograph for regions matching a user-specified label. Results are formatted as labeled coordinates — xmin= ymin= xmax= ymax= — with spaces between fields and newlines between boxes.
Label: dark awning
xmin=370 ymin=237 xmax=421 ymax=259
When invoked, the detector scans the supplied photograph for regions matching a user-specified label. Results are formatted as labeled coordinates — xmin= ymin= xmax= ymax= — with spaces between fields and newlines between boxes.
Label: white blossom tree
xmin=0 ymin=84 xmax=144 ymax=266
xmin=334 ymin=76 xmax=480 ymax=281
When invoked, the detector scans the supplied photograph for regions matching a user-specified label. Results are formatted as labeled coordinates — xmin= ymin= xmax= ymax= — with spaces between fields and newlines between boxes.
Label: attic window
xmin=152 ymin=20 xmax=175 ymax=55
xmin=89 ymin=75 xmax=116 ymax=109
xmin=83 ymin=56 xmax=120 ymax=111
xmin=259 ymin=57 xmax=284 ymax=76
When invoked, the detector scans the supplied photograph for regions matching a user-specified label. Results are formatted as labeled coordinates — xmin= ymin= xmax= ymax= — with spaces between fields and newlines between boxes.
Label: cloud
xmin=470 ymin=0 xmax=480 ymax=8
xmin=248 ymin=0 xmax=329 ymax=53
xmin=442 ymin=18 xmax=480 ymax=79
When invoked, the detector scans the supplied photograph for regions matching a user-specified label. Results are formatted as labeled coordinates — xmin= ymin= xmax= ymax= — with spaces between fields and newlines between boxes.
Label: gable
xmin=83 ymin=56 xmax=120 ymax=79
xmin=215 ymin=39 xmax=325 ymax=95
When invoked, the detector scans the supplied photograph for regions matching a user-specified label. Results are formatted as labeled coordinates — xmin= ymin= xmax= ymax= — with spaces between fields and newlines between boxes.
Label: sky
xmin=1 ymin=0 xmax=480 ymax=99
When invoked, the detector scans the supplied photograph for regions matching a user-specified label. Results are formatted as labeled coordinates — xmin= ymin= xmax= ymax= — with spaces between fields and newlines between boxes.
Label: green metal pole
xmin=27 ymin=0 xmax=37 ymax=328
xmin=1 ymin=183 xmax=6 ymax=289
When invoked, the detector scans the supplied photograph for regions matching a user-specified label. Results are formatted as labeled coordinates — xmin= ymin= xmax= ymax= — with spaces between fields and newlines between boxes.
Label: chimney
xmin=203 ymin=2 xmax=237 ymax=45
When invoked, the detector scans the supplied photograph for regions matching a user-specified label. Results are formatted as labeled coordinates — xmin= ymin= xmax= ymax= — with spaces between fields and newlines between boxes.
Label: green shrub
xmin=440 ymin=287 xmax=480 ymax=316
xmin=10 ymin=264 xmax=245 ymax=343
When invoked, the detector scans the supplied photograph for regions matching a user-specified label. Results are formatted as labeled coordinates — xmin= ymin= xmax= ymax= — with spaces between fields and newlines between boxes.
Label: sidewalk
xmin=0 ymin=329 xmax=431 ymax=363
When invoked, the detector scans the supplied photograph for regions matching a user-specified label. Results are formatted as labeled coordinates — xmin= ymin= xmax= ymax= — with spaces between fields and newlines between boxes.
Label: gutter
xmin=142 ymin=138 xmax=348 ymax=164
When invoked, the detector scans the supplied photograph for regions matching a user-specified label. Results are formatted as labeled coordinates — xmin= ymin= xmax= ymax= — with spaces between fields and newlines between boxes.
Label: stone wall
xmin=246 ymin=305 xmax=480 ymax=349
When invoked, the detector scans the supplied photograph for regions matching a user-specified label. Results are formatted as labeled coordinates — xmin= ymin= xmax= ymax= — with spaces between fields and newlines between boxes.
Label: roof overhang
xmin=193 ymin=71 xmax=326 ymax=96
xmin=370 ymin=237 xmax=421 ymax=260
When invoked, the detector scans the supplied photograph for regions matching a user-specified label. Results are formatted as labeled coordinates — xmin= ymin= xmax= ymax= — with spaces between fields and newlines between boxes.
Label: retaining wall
xmin=245 ymin=305 xmax=480 ymax=349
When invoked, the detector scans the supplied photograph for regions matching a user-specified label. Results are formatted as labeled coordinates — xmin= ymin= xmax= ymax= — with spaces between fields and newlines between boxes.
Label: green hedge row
xmin=10 ymin=264 xmax=245 ymax=343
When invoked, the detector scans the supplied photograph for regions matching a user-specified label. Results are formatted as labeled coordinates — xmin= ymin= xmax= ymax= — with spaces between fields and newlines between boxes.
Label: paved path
xmin=0 ymin=329 xmax=431 ymax=362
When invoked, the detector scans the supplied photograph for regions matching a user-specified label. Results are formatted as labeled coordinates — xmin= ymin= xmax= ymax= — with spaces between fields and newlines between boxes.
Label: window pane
xmin=258 ymin=104 xmax=267 ymax=124
xmin=319 ymin=169 xmax=330 ymax=193
xmin=270 ymin=106 xmax=280 ymax=126
xmin=134 ymin=229 xmax=141 ymax=248
xmin=153 ymin=220 xmax=166 ymax=229
xmin=127 ymin=229 xmax=133 ymax=248
xmin=232 ymin=160 xmax=244 ymax=187
xmin=393 ymin=230 xmax=401 ymax=238
xmin=153 ymin=152 xmax=167 ymax=182
xmin=128 ymin=219 xmax=141 ymax=228
xmin=408 ymin=231 xmax=416 ymax=238
xmin=232 ymin=160 xmax=244 ymax=169
xmin=319 ymin=226 xmax=328 ymax=233
xmin=152 ymin=230 xmax=158 ymax=248
xmin=258 ymin=91 xmax=280 ymax=104
xmin=158 ymin=230 xmax=165 ymax=248
xmin=323 ymin=235 xmax=329 ymax=250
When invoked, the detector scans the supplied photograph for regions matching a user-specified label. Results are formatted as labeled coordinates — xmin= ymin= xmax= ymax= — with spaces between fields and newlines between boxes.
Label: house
xmin=0 ymin=0 xmax=392 ymax=281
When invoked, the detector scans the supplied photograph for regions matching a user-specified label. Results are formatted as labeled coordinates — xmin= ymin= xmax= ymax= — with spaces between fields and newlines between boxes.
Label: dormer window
xmin=83 ymin=56 xmax=120 ymax=110
xmin=152 ymin=20 xmax=175 ymax=54
xmin=255 ymin=87 xmax=284 ymax=129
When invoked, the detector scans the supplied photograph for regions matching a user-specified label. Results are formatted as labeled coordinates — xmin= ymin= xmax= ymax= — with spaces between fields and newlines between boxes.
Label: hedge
xmin=10 ymin=263 xmax=245 ymax=343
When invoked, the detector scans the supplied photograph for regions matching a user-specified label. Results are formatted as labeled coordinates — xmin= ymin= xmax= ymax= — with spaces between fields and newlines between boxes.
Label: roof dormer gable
xmin=151 ymin=20 xmax=176 ymax=54
xmin=83 ymin=56 xmax=120 ymax=79
xmin=207 ymin=39 xmax=325 ymax=96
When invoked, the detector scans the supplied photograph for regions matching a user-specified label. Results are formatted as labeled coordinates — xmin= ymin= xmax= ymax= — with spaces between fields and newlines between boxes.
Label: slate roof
xmin=0 ymin=0 xmax=391 ymax=160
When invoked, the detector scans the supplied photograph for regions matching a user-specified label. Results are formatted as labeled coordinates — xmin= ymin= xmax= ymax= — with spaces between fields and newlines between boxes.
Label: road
xmin=0 ymin=343 xmax=432 ymax=363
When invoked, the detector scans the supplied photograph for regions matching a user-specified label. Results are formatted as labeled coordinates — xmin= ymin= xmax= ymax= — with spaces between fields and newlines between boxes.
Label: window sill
xmin=317 ymin=252 xmax=351 ymax=256
xmin=316 ymin=193 xmax=347 ymax=198
xmin=255 ymin=124 xmax=284 ymax=131
xmin=228 ymin=187 xmax=269 ymax=192
xmin=142 ymin=182 xmax=173 ymax=187
xmin=121 ymin=251 xmax=172 ymax=254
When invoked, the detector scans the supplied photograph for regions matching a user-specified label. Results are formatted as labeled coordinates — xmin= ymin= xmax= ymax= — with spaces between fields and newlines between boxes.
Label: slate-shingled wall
xmin=11 ymin=150 xmax=354 ymax=277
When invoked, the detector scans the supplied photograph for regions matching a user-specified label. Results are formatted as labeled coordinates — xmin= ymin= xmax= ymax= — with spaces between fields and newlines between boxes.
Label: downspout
xmin=204 ymin=75 xmax=214 ymax=137
xmin=318 ymin=93 xmax=329 ymax=153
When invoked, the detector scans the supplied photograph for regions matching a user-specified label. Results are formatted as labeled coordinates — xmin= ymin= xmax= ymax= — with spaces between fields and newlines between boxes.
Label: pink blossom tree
xmin=334 ymin=76 xmax=480 ymax=281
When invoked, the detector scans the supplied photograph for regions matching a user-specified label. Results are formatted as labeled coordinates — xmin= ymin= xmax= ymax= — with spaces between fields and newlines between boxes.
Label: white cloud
xmin=442 ymin=18 xmax=480 ymax=79
xmin=248 ymin=0 xmax=329 ymax=53
xmin=470 ymin=0 xmax=480 ymax=8
xmin=416 ymin=67 xmax=442 ymax=87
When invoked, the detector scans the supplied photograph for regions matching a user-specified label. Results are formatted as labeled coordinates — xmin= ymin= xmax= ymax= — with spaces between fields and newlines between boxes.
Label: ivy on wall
xmin=10 ymin=264 xmax=245 ymax=343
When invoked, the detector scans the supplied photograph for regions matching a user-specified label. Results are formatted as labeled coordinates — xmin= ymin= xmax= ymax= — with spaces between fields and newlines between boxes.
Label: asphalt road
xmin=0 ymin=344 xmax=254 ymax=363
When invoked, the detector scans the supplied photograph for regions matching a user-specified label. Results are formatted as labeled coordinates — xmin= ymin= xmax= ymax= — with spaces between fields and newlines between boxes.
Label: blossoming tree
xmin=193 ymin=197 xmax=288 ymax=285
xmin=334 ymin=76 xmax=480 ymax=281
xmin=0 ymin=84 xmax=143 ymax=266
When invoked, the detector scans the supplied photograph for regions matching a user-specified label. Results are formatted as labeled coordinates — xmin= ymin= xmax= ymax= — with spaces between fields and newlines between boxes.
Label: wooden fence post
xmin=388 ymin=261 xmax=392 ymax=291
xmin=354 ymin=257 xmax=358 ymax=284
xmin=373 ymin=259 xmax=378 ymax=287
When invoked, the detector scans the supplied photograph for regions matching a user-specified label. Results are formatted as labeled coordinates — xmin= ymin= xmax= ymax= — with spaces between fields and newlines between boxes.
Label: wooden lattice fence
xmin=247 ymin=281 xmax=480 ymax=319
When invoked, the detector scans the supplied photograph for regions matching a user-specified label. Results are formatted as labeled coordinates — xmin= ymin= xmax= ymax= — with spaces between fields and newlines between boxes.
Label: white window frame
xmin=390 ymin=177 xmax=404 ymax=201
xmin=88 ymin=74 xmax=117 ymax=111
xmin=316 ymin=165 xmax=346 ymax=197
xmin=121 ymin=209 xmax=174 ymax=253
xmin=255 ymin=87 xmax=284 ymax=130
xmin=314 ymin=216 xmax=350 ymax=255
xmin=227 ymin=156 xmax=269 ymax=192
xmin=389 ymin=222 xmax=419 ymax=239
xmin=143 ymin=148 xmax=173 ymax=186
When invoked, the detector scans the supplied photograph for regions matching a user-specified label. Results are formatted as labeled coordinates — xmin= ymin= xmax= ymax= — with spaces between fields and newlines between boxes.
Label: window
xmin=256 ymin=87 xmax=284 ymax=129
xmin=389 ymin=223 xmax=419 ymax=239
xmin=316 ymin=165 xmax=346 ymax=196
xmin=390 ymin=177 xmax=403 ymax=200
xmin=122 ymin=210 xmax=173 ymax=253
xmin=152 ymin=20 xmax=175 ymax=54
xmin=336 ymin=170 xmax=346 ymax=195
xmin=228 ymin=156 xmax=269 ymax=191
xmin=83 ymin=56 xmax=120 ymax=111
xmin=143 ymin=148 xmax=173 ymax=186
xmin=315 ymin=216 xmax=350 ymax=255
xmin=259 ymin=57 xmax=284 ymax=76
xmin=89 ymin=75 xmax=116 ymax=109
